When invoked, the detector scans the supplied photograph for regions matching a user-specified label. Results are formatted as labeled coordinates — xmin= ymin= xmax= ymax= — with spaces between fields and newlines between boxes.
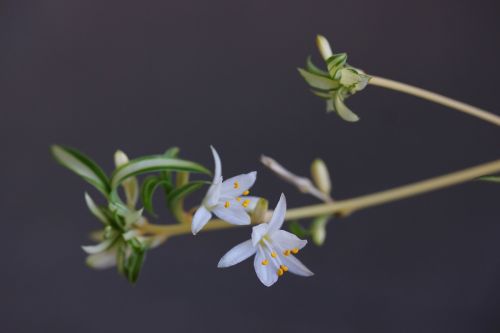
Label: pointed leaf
xmin=111 ymin=155 xmax=210 ymax=190
xmin=51 ymin=145 xmax=110 ymax=195
xmin=167 ymin=181 xmax=209 ymax=210
xmin=478 ymin=175 xmax=500 ymax=183
xmin=297 ymin=68 xmax=339 ymax=91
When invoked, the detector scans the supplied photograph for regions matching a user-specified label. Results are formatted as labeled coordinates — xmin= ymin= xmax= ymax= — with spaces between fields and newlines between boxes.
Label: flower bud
xmin=251 ymin=198 xmax=269 ymax=224
xmin=311 ymin=158 xmax=331 ymax=195
xmin=114 ymin=150 xmax=129 ymax=167
xmin=316 ymin=34 xmax=333 ymax=61
xmin=114 ymin=150 xmax=139 ymax=208
xmin=310 ymin=216 xmax=329 ymax=246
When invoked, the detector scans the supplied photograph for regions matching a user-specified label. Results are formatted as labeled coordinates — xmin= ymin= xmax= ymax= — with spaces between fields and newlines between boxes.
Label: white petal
xmin=86 ymin=249 xmax=117 ymax=269
xmin=281 ymin=255 xmax=314 ymax=277
xmin=217 ymin=239 xmax=256 ymax=268
xmin=204 ymin=178 xmax=222 ymax=208
xmin=212 ymin=203 xmax=250 ymax=226
xmin=210 ymin=146 xmax=222 ymax=182
xmin=269 ymin=230 xmax=308 ymax=251
xmin=192 ymin=206 xmax=212 ymax=235
xmin=220 ymin=171 xmax=257 ymax=198
xmin=268 ymin=193 xmax=287 ymax=232
xmin=81 ymin=238 xmax=116 ymax=254
xmin=251 ymin=223 xmax=269 ymax=246
xmin=254 ymin=247 xmax=279 ymax=287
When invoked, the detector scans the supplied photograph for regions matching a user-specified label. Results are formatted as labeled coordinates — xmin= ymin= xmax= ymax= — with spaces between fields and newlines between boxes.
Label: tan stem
xmin=139 ymin=159 xmax=500 ymax=238
xmin=369 ymin=76 xmax=500 ymax=127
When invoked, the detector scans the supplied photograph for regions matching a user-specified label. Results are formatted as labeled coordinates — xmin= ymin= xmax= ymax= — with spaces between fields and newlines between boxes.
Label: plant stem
xmin=140 ymin=159 xmax=500 ymax=238
xmin=369 ymin=76 xmax=500 ymax=127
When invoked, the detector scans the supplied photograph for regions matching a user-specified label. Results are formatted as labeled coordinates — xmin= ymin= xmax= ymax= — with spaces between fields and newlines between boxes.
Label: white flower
xmin=217 ymin=194 xmax=314 ymax=286
xmin=191 ymin=146 xmax=257 ymax=235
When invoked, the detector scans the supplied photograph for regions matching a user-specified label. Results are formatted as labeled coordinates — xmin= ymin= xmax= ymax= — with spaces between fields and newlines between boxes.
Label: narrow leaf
xmin=167 ymin=181 xmax=208 ymax=210
xmin=334 ymin=94 xmax=360 ymax=122
xmin=111 ymin=155 xmax=210 ymax=190
xmin=297 ymin=68 xmax=339 ymax=91
xmin=84 ymin=192 xmax=109 ymax=224
xmin=306 ymin=56 xmax=329 ymax=77
xmin=51 ymin=145 xmax=110 ymax=194
xmin=478 ymin=175 xmax=500 ymax=183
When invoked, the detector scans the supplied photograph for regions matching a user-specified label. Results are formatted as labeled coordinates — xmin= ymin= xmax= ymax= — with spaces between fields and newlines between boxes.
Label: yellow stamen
xmin=271 ymin=252 xmax=277 ymax=258
xmin=242 ymin=199 xmax=250 ymax=208
xmin=283 ymin=250 xmax=290 ymax=256
xmin=291 ymin=248 xmax=299 ymax=254
xmin=236 ymin=197 xmax=242 ymax=202
xmin=277 ymin=269 xmax=284 ymax=277
xmin=233 ymin=181 xmax=239 ymax=189
xmin=280 ymin=265 xmax=288 ymax=272
xmin=224 ymin=201 xmax=230 ymax=208
xmin=243 ymin=190 xmax=250 ymax=195
xmin=261 ymin=259 xmax=269 ymax=266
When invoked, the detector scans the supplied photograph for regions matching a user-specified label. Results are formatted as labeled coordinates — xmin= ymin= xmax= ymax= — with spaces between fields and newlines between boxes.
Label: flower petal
xmin=212 ymin=203 xmax=250 ymax=226
xmin=217 ymin=239 xmax=256 ymax=268
xmin=192 ymin=206 xmax=212 ymax=235
xmin=281 ymin=255 xmax=314 ymax=277
xmin=210 ymin=146 xmax=222 ymax=182
xmin=204 ymin=178 xmax=222 ymax=208
xmin=254 ymin=246 xmax=279 ymax=287
xmin=81 ymin=238 xmax=116 ymax=254
xmin=251 ymin=223 xmax=269 ymax=246
xmin=268 ymin=193 xmax=287 ymax=232
xmin=220 ymin=171 xmax=257 ymax=198
xmin=86 ymin=249 xmax=117 ymax=270
xmin=269 ymin=230 xmax=308 ymax=251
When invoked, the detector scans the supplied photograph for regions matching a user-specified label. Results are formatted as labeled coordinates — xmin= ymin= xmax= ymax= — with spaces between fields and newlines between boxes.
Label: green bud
xmin=310 ymin=215 xmax=329 ymax=246
xmin=251 ymin=198 xmax=269 ymax=224
xmin=311 ymin=159 xmax=331 ymax=195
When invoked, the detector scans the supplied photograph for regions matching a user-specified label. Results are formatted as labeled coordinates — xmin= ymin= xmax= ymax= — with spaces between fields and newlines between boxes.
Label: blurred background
xmin=2 ymin=0 xmax=500 ymax=332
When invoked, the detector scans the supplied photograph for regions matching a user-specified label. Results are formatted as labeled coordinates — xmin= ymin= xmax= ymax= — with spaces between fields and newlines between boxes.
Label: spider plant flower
xmin=217 ymin=194 xmax=313 ymax=286
xmin=191 ymin=146 xmax=257 ymax=235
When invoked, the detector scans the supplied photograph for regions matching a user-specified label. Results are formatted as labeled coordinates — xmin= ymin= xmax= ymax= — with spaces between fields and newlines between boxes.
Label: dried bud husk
xmin=311 ymin=158 xmax=331 ymax=195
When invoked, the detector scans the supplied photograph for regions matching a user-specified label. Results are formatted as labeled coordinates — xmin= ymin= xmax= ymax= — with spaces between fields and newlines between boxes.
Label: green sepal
xmin=51 ymin=145 xmax=110 ymax=195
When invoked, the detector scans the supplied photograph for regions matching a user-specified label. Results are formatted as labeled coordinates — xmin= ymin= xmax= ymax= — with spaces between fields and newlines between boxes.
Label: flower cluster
xmin=193 ymin=147 xmax=313 ymax=286
xmin=298 ymin=35 xmax=370 ymax=122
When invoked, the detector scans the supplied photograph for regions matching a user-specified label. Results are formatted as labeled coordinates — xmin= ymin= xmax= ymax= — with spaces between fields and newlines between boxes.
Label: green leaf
xmin=297 ymin=68 xmax=339 ymax=91
xmin=51 ymin=145 xmax=110 ymax=195
xmin=161 ymin=147 xmax=180 ymax=194
xmin=288 ymin=221 xmax=310 ymax=239
xmin=126 ymin=238 xmax=146 ymax=283
xmin=306 ymin=56 xmax=329 ymax=77
xmin=167 ymin=181 xmax=209 ymax=210
xmin=84 ymin=192 xmax=110 ymax=224
xmin=478 ymin=175 xmax=500 ymax=183
xmin=140 ymin=176 xmax=172 ymax=215
xmin=326 ymin=53 xmax=347 ymax=79
xmin=81 ymin=236 xmax=118 ymax=254
xmin=334 ymin=93 xmax=360 ymax=122
xmin=111 ymin=155 xmax=210 ymax=190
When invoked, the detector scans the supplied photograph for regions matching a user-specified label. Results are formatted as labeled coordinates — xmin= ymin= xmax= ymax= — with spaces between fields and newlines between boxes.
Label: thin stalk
xmin=369 ymin=76 xmax=500 ymax=127
xmin=139 ymin=159 xmax=500 ymax=238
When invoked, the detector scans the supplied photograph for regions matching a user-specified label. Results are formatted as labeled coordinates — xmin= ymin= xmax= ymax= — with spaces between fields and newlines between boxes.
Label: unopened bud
xmin=311 ymin=158 xmax=331 ymax=195
xmin=316 ymin=35 xmax=333 ymax=61
xmin=251 ymin=198 xmax=269 ymax=224
xmin=311 ymin=215 xmax=329 ymax=246
xmin=114 ymin=150 xmax=130 ymax=168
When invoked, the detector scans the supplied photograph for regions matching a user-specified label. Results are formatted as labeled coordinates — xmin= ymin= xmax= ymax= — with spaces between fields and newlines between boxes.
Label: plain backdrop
xmin=1 ymin=0 xmax=500 ymax=332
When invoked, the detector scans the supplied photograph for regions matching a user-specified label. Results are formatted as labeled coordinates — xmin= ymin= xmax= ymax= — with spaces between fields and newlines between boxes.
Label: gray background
xmin=2 ymin=0 xmax=500 ymax=332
